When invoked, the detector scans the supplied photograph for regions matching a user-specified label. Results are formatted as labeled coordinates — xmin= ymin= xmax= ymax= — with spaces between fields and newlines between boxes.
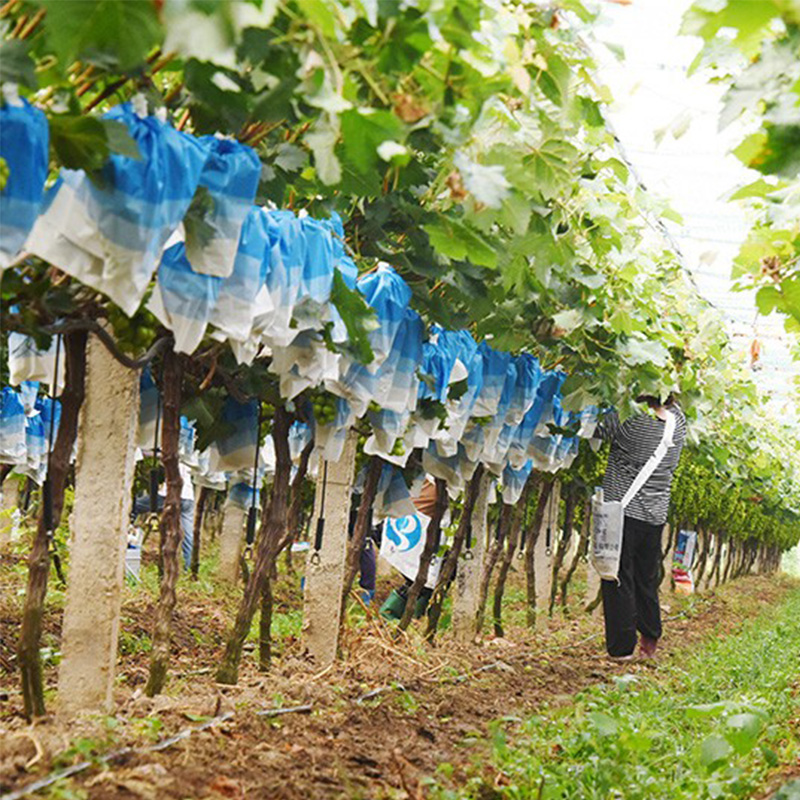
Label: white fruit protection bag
xmin=591 ymin=410 xmax=676 ymax=581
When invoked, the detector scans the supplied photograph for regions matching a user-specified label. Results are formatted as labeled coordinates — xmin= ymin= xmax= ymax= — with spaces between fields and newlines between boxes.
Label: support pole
xmin=57 ymin=335 xmax=139 ymax=715
xmin=0 ymin=479 xmax=19 ymax=548
xmin=302 ymin=430 xmax=358 ymax=667
xmin=534 ymin=481 xmax=560 ymax=621
xmin=585 ymin=509 xmax=602 ymax=616
xmin=702 ymin=534 xmax=716 ymax=592
xmin=451 ymin=471 xmax=491 ymax=643
xmin=217 ymin=497 xmax=246 ymax=583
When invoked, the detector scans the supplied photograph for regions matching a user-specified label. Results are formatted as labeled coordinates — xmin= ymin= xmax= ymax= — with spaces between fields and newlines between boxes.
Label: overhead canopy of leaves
xmin=1 ymin=0 xmax=798 ymax=539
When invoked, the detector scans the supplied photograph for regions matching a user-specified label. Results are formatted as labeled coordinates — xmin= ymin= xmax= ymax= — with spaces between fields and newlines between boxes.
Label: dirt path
xmin=0 ymin=573 xmax=793 ymax=799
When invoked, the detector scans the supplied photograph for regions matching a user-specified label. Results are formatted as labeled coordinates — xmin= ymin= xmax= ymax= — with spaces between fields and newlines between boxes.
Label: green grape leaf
xmin=305 ymin=115 xmax=342 ymax=186
xmin=533 ymin=52 xmax=572 ymax=106
xmin=339 ymin=108 xmax=405 ymax=193
xmin=183 ymin=186 xmax=217 ymax=257
xmin=48 ymin=115 xmax=141 ymax=173
xmin=0 ymin=40 xmax=37 ymax=88
xmin=748 ymin=125 xmax=800 ymax=178
xmin=524 ymin=137 xmax=579 ymax=199
xmin=448 ymin=378 xmax=468 ymax=402
xmin=620 ymin=337 xmax=671 ymax=368
xmin=424 ymin=217 xmax=498 ymax=269
xmin=728 ymin=179 xmax=777 ymax=201
xmin=551 ymin=309 xmax=583 ymax=335
xmin=561 ymin=383 xmax=600 ymax=413
xmin=296 ymin=0 xmax=339 ymax=38
xmin=330 ymin=268 xmax=377 ymax=365
xmin=39 ymin=0 xmax=164 ymax=73
xmin=100 ymin=119 xmax=143 ymax=161
xmin=579 ymin=96 xmax=605 ymax=128
xmin=681 ymin=1 xmax=780 ymax=58
xmin=755 ymin=285 xmax=781 ymax=316
xmin=608 ymin=308 xmax=645 ymax=335
xmin=780 ymin=277 xmax=800 ymax=324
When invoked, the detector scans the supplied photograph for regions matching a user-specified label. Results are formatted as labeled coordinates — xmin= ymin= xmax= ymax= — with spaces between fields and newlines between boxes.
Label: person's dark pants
xmin=359 ymin=539 xmax=377 ymax=593
xmin=601 ymin=516 xmax=664 ymax=657
xmin=132 ymin=494 xmax=194 ymax=571
xmin=358 ymin=539 xmax=377 ymax=604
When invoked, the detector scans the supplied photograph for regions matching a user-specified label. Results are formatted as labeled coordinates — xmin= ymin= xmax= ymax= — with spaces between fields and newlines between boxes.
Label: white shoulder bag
xmin=591 ymin=410 xmax=676 ymax=582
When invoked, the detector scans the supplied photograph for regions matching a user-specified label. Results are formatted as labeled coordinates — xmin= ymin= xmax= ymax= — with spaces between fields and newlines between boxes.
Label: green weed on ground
xmin=430 ymin=587 xmax=800 ymax=800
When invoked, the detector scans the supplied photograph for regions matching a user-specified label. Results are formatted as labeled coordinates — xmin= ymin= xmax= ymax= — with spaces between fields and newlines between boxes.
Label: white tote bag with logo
xmin=591 ymin=410 xmax=676 ymax=581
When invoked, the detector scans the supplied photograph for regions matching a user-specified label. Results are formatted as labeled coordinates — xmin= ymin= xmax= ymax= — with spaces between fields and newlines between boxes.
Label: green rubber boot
xmin=380 ymin=588 xmax=407 ymax=620
xmin=413 ymin=592 xmax=431 ymax=619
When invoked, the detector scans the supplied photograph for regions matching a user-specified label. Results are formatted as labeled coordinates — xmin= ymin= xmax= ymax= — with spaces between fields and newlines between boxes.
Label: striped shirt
xmin=596 ymin=406 xmax=687 ymax=526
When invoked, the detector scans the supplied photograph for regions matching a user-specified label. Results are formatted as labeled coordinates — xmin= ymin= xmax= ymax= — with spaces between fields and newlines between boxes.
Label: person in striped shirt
xmin=595 ymin=394 xmax=687 ymax=660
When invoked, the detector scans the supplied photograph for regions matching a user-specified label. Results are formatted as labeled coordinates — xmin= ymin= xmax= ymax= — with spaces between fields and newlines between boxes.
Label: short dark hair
xmin=636 ymin=393 xmax=676 ymax=408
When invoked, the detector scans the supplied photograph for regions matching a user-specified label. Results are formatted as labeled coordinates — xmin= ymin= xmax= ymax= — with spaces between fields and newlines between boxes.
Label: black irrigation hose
xmin=149 ymin=370 xmax=162 ymax=514
xmin=255 ymin=703 xmax=313 ymax=718
xmin=545 ymin=487 xmax=557 ymax=557
xmin=310 ymin=459 xmax=329 ymax=566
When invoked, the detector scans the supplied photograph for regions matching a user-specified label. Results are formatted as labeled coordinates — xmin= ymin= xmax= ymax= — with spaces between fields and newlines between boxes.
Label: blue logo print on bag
xmin=385 ymin=515 xmax=422 ymax=553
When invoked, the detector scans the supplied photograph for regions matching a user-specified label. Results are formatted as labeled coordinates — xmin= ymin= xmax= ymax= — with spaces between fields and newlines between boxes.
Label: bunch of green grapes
xmin=0 ymin=157 xmax=9 ymax=192
xmin=107 ymin=305 xmax=159 ymax=353
xmin=309 ymin=389 xmax=337 ymax=425
xmin=389 ymin=438 xmax=405 ymax=457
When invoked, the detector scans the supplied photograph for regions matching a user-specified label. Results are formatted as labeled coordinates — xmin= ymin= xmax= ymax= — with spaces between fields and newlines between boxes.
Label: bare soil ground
xmin=0 ymin=544 xmax=795 ymax=800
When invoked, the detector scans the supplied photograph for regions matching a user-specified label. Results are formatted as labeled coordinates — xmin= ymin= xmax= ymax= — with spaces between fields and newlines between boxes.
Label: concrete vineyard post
xmin=452 ymin=471 xmax=491 ymax=642
xmin=0 ymin=481 xmax=18 ymax=548
xmin=302 ymin=430 xmax=358 ymax=667
xmin=703 ymin=534 xmax=717 ymax=592
xmin=534 ymin=481 xmax=560 ymax=619
xmin=719 ymin=539 xmax=728 ymax=583
xmin=698 ymin=533 xmax=711 ymax=593
xmin=585 ymin=509 xmax=602 ymax=616
xmin=566 ymin=527 xmax=579 ymax=565
xmin=57 ymin=335 xmax=139 ymax=715
xmin=723 ymin=540 xmax=734 ymax=582
xmin=217 ymin=497 xmax=246 ymax=583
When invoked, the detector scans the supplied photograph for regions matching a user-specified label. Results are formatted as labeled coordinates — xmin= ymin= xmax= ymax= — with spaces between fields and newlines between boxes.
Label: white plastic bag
xmin=8 ymin=332 xmax=65 ymax=388
xmin=590 ymin=488 xmax=626 ymax=581
xmin=379 ymin=512 xmax=442 ymax=589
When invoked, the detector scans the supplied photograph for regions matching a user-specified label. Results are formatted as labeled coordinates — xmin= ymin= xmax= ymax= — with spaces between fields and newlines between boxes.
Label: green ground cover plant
xmin=431 ymin=586 xmax=800 ymax=800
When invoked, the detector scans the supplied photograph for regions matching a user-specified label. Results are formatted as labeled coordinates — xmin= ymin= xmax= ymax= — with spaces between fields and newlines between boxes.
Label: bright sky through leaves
xmin=598 ymin=0 xmax=799 ymax=416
